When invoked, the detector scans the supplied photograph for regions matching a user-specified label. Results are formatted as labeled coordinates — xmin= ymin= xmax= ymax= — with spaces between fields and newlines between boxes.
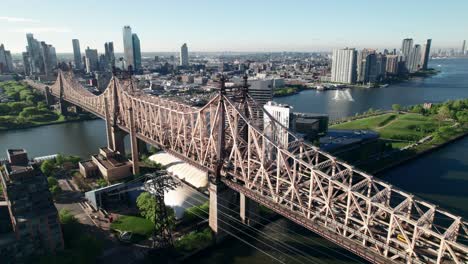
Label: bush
xmin=182 ymin=202 xmax=209 ymax=224
xmin=175 ymin=228 xmax=212 ymax=252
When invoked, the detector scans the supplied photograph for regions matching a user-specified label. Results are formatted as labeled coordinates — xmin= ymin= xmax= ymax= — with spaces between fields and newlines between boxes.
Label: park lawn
xmin=330 ymin=113 xmax=397 ymax=130
xmin=110 ymin=215 xmax=154 ymax=237
xmin=379 ymin=113 xmax=452 ymax=141
xmin=332 ymin=113 xmax=454 ymax=142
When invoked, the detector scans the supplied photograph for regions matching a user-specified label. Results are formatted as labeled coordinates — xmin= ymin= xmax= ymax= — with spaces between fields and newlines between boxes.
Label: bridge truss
xmin=27 ymin=72 xmax=468 ymax=263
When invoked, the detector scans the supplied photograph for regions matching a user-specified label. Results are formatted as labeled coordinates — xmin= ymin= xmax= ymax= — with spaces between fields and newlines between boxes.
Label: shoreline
xmin=0 ymin=116 xmax=98 ymax=132
xmin=273 ymin=69 xmax=440 ymax=98
xmin=374 ymin=131 xmax=468 ymax=176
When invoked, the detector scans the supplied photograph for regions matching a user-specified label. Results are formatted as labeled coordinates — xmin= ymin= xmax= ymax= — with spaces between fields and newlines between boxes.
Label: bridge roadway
xmin=26 ymin=72 xmax=468 ymax=264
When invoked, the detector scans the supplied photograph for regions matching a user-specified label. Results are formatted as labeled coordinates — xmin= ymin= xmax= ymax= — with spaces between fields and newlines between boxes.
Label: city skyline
xmin=1 ymin=0 xmax=468 ymax=53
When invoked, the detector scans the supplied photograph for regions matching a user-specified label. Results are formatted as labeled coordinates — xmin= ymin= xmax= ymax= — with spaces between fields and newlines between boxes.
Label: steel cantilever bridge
xmin=28 ymin=71 xmax=468 ymax=264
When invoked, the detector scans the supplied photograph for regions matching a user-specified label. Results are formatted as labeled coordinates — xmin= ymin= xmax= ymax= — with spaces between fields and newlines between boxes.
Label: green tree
xmin=47 ymin=176 xmax=58 ymax=187
xmin=136 ymin=192 xmax=175 ymax=231
xmin=41 ymin=159 xmax=56 ymax=177
xmin=19 ymin=106 xmax=42 ymax=118
xmin=0 ymin=104 xmax=11 ymax=115
xmin=392 ymin=104 xmax=402 ymax=113
xmin=436 ymin=105 xmax=451 ymax=125
xmin=137 ymin=192 xmax=157 ymax=223
xmin=50 ymin=185 xmax=61 ymax=196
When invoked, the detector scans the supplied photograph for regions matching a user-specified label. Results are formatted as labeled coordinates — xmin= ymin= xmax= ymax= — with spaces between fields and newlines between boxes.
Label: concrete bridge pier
xmin=44 ymin=86 xmax=55 ymax=106
xmin=209 ymin=180 xmax=237 ymax=241
xmin=110 ymin=126 xmax=126 ymax=156
xmin=58 ymin=99 xmax=69 ymax=116
xmin=239 ymin=193 xmax=259 ymax=226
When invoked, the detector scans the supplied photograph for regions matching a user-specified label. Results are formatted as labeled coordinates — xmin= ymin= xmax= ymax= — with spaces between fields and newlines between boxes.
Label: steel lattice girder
xmin=28 ymin=71 xmax=468 ymax=264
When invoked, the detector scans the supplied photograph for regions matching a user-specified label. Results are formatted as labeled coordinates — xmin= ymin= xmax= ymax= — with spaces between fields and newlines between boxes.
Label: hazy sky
xmin=1 ymin=0 xmax=467 ymax=53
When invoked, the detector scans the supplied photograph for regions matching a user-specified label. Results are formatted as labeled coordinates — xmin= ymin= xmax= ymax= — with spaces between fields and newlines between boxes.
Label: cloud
xmin=0 ymin=16 xmax=39 ymax=23
xmin=10 ymin=27 xmax=72 ymax=33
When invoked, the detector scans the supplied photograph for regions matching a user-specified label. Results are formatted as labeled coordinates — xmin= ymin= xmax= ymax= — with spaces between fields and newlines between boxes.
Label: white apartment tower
xmin=122 ymin=26 xmax=134 ymax=70
xmin=331 ymin=48 xmax=357 ymax=84
xmin=180 ymin=43 xmax=189 ymax=66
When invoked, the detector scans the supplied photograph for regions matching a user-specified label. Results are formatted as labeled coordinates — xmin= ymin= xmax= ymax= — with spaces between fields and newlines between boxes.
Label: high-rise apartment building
xmin=401 ymin=38 xmax=413 ymax=59
xmin=357 ymin=49 xmax=376 ymax=83
xmin=104 ymin=42 xmax=115 ymax=70
xmin=132 ymin=34 xmax=141 ymax=71
xmin=72 ymin=39 xmax=82 ymax=70
xmin=408 ymin=44 xmax=422 ymax=73
xmin=180 ymin=43 xmax=189 ymax=66
xmin=22 ymin=52 xmax=31 ymax=75
xmin=0 ymin=44 xmax=14 ymax=73
xmin=331 ymin=48 xmax=357 ymax=84
xmin=421 ymin=39 xmax=432 ymax=70
xmin=24 ymin=34 xmax=57 ymax=76
xmin=122 ymin=26 xmax=134 ymax=70
xmin=385 ymin=55 xmax=400 ymax=75
xmin=40 ymin=42 xmax=57 ymax=77
xmin=85 ymin=47 xmax=99 ymax=73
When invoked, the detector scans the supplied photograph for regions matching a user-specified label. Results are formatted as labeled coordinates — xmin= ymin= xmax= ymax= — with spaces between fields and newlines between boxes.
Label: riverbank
xmin=373 ymin=131 xmax=468 ymax=175
xmin=0 ymin=80 xmax=96 ymax=131
xmin=0 ymin=115 xmax=97 ymax=131
xmin=329 ymin=99 xmax=468 ymax=174
xmin=273 ymin=68 xmax=440 ymax=98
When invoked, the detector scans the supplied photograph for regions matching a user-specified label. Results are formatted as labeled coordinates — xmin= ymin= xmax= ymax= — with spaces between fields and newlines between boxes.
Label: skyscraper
xmin=132 ymin=34 xmax=141 ymax=71
xmin=462 ymin=40 xmax=466 ymax=55
xmin=385 ymin=55 xmax=400 ymax=75
xmin=85 ymin=47 xmax=99 ymax=73
xmin=421 ymin=39 xmax=432 ymax=70
xmin=357 ymin=49 xmax=376 ymax=83
xmin=401 ymin=38 xmax=414 ymax=59
xmin=24 ymin=34 xmax=57 ymax=76
xmin=22 ymin=52 xmax=31 ymax=75
xmin=0 ymin=44 xmax=14 ymax=73
xmin=104 ymin=42 xmax=115 ymax=70
xmin=26 ymin=33 xmax=44 ymax=74
xmin=408 ymin=44 xmax=422 ymax=73
xmin=122 ymin=26 xmax=134 ymax=70
xmin=331 ymin=48 xmax=357 ymax=84
xmin=180 ymin=43 xmax=189 ymax=66
xmin=72 ymin=39 xmax=82 ymax=70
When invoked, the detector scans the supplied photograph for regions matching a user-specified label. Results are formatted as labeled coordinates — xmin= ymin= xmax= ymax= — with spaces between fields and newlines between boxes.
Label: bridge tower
xmin=107 ymin=77 xmax=127 ymax=156
xmin=209 ymin=75 xmax=238 ymax=240
xmin=57 ymin=72 xmax=69 ymax=115
xmin=239 ymin=74 xmax=259 ymax=225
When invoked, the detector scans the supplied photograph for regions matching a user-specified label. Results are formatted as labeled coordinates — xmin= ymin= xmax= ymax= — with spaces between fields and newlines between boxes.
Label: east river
xmin=0 ymin=58 xmax=467 ymax=263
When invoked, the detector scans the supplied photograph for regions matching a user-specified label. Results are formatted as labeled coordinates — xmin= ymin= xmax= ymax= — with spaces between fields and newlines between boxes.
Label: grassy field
xmin=110 ymin=215 xmax=154 ymax=237
xmin=331 ymin=113 xmax=452 ymax=142
xmin=330 ymin=108 xmax=468 ymax=174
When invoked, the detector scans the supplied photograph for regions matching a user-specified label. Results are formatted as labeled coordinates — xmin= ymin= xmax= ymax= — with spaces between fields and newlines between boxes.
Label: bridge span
xmin=26 ymin=71 xmax=468 ymax=263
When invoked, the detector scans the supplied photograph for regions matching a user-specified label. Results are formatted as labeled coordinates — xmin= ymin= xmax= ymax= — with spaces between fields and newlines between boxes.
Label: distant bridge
xmin=26 ymin=71 xmax=468 ymax=263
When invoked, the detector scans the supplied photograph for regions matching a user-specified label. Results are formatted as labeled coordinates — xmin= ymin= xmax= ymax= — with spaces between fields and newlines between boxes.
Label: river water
xmin=0 ymin=58 xmax=467 ymax=263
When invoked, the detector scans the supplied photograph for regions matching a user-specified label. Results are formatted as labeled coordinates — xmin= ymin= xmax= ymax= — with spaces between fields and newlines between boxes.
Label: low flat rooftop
xmin=80 ymin=160 xmax=97 ymax=169
xmin=93 ymin=154 xmax=131 ymax=170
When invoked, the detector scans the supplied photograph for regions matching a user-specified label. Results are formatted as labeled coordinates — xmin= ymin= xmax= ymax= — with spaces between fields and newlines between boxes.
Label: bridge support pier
xmin=58 ymin=99 xmax=69 ymax=116
xmin=239 ymin=193 xmax=259 ymax=226
xmin=44 ymin=86 xmax=54 ymax=106
xmin=209 ymin=180 xmax=237 ymax=241
xmin=111 ymin=126 xmax=126 ymax=156
xmin=128 ymin=108 xmax=140 ymax=176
